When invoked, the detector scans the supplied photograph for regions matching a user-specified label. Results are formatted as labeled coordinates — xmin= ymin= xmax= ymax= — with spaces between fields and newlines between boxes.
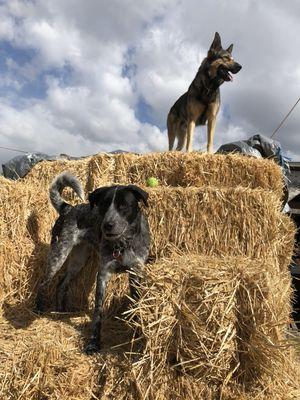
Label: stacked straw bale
xmin=126 ymin=255 xmax=299 ymax=399
xmin=145 ymin=186 xmax=294 ymax=260
xmin=111 ymin=152 xmax=284 ymax=196
xmin=0 ymin=152 xmax=299 ymax=399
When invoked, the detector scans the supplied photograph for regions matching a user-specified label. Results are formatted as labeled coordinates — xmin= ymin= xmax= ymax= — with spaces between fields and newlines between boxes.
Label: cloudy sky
xmin=0 ymin=0 xmax=300 ymax=166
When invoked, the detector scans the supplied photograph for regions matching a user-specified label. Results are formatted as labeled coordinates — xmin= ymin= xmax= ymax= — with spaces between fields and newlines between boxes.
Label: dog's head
xmin=89 ymin=185 xmax=148 ymax=240
xmin=205 ymin=32 xmax=242 ymax=83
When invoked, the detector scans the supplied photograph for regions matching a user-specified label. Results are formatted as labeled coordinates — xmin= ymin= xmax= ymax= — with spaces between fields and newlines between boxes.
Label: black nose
xmin=103 ymin=221 xmax=114 ymax=232
xmin=232 ymin=63 xmax=242 ymax=74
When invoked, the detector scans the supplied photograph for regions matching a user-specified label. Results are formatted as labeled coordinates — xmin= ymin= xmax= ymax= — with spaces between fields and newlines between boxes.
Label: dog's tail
xmin=49 ymin=171 xmax=84 ymax=213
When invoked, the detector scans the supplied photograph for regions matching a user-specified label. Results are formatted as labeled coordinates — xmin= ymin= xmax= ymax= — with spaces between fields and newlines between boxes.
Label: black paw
xmin=55 ymin=300 xmax=67 ymax=313
xmin=85 ymin=341 xmax=101 ymax=355
xmin=34 ymin=298 xmax=46 ymax=314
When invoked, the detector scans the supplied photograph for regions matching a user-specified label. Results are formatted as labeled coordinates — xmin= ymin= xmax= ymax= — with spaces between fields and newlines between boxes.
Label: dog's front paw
xmin=55 ymin=299 xmax=67 ymax=313
xmin=85 ymin=341 xmax=101 ymax=355
xmin=34 ymin=297 xmax=46 ymax=314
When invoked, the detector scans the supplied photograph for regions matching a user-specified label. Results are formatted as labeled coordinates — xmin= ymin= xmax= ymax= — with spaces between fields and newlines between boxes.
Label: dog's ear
xmin=127 ymin=185 xmax=149 ymax=207
xmin=88 ymin=187 xmax=108 ymax=209
xmin=226 ymin=44 xmax=233 ymax=54
xmin=209 ymin=32 xmax=222 ymax=52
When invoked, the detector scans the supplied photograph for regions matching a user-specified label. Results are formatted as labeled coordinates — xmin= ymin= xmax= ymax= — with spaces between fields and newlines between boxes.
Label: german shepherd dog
xmin=167 ymin=32 xmax=242 ymax=153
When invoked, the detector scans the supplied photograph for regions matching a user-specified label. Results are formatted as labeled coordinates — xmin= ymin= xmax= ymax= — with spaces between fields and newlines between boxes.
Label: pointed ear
xmin=226 ymin=44 xmax=233 ymax=54
xmin=210 ymin=32 xmax=222 ymax=51
xmin=88 ymin=187 xmax=109 ymax=209
xmin=127 ymin=185 xmax=149 ymax=207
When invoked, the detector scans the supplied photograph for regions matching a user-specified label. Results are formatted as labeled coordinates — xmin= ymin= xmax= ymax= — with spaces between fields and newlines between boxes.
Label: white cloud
xmin=1 ymin=0 xmax=300 ymax=169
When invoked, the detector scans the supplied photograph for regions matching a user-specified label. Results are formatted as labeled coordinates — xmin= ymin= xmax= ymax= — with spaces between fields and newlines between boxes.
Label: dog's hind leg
xmin=176 ymin=122 xmax=187 ymax=151
xmin=85 ymin=263 xmax=115 ymax=354
xmin=35 ymin=237 xmax=75 ymax=312
xmin=56 ymin=242 xmax=91 ymax=312
xmin=167 ymin=113 xmax=176 ymax=151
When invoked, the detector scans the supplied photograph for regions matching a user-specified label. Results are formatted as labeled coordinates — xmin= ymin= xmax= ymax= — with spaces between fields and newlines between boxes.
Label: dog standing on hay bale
xmin=35 ymin=172 xmax=150 ymax=354
xmin=167 ymin=32 xmax=242 ymax=153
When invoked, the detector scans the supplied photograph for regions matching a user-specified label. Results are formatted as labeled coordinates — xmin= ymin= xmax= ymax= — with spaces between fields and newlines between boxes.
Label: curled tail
xmin=49 ymin=171 xmax=84 ymax=214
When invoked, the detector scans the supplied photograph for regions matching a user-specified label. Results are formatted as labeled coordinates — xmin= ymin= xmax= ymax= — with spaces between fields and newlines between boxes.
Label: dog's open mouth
xmin=104 ymin=233 xmax=121 ymax=240
xmin=224 ymin=71 xmax=233 ymax=82
xmin=218 ymin=66 xmax=233 ymax=82
xmin=104 ymin=228 xmax=126 ymax=241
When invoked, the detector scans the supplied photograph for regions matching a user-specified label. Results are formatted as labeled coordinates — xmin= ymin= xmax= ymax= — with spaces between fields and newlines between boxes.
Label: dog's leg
xmin=35 ymin=238 xmax=75 ymax=312
xmin=207 ymin=116 xmax=216 ymax=153
xmin=128 ymin=263 xmax=144 ymax=301
xmin=85 ymin=264 xmax=113 ymax=354
xmin=56 ymin=242 xmax=91 ymax=312
xmin=176 ymin=128 xmax=187 ymax=151
xmin=206 ymin=102 xmax=219 ymax=153
xmin=175 ymin=119 xmax=187 ymax=151
xmin=186 ymin=119 xmax=196 ymax=152
xmin=167 ymin=113 xmax=176 ymax=151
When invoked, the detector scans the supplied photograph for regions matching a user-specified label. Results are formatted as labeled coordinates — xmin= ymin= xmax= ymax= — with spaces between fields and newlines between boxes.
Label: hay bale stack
xmin=0 ymin=183 xmax=294 ymax=312
xmin=127 ymin=255 xmax=299 ymax=399
xmin=0 ymin=151 xmax=298 ymax=399
xmin=112 ymin=152 xmax=284 ymax=198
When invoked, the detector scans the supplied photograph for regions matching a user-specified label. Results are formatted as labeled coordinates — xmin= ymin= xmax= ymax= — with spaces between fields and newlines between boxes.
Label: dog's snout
xmin=231 ymin=62 xmax=242 ymax=74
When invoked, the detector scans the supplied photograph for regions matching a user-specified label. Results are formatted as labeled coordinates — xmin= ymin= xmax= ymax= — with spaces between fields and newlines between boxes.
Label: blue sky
xmin=0 ymin=0 xmax=300 ymax=166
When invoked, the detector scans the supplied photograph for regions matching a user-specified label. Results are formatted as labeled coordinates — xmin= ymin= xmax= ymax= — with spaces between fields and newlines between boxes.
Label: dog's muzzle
xmin=102 ymin=222 xmax=125 ymax=240
xmin=218 ymin=63 xmax=242 ymax=82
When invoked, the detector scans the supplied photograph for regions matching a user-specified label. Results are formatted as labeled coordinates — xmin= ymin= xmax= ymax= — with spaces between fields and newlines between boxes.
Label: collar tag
xmin=113 ymin=249 xmax=122 ymax=262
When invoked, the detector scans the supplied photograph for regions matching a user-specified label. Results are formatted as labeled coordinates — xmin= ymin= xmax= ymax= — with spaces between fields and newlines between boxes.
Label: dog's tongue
xmin=229 ymin=73 xmax=233 ymax=81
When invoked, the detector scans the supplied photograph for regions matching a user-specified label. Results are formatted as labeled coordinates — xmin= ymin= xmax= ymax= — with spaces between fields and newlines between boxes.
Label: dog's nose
xmin=232 ymin=63 xmax=242 ymax=73
xmin=103 ymin=221 xmax=114 ymax=232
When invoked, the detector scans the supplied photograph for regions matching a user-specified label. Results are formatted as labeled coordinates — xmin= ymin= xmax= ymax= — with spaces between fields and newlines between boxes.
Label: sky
xmin=0 ymin=0 xmax=300 ymax=166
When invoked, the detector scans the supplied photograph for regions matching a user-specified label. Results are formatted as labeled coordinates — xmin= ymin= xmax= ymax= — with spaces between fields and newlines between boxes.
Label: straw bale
xmin=113 ymin=152 xmax=185 ymax=186
xmin=112 ymin=152 xmax=284 ymax=197
xmin=0 ymin=270 xmax=139 ymax=400
xmin=145 ymin=186 xmax=294 ymax=261
xmin=0 ymin=316 xmax=96 ymax=400
xmin=86 ymin=153 xmax=116 ymax=191
xmin=22 ymin=157 xmax=92 ymax=196
xmin=182 ymin=153 xmax=284 ymax=197
xmin=126 ymin=255 xmax=300 ymax=399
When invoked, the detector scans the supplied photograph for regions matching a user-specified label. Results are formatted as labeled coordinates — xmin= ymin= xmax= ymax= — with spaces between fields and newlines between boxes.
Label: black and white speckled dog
xmin=35 ymin=172 xmax=150 ymax=354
